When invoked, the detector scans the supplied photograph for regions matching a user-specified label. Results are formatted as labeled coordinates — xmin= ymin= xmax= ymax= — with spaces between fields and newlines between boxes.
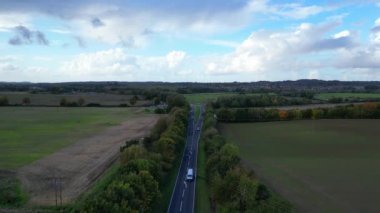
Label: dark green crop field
xmin=219 ymin=120 xmax=380 ymax=212
xmin=0 ymin=107 xmax=141 ymax=169
xmin=315 ymin=92 xmax=380 ymax=100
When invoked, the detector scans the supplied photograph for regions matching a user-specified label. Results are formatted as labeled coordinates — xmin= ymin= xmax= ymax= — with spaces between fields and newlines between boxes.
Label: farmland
xmin=316 ymin=92 xmax=380 ymax=100
xmin=219 ymin=120 xmax=380 ymax=212
xmin=0 ymin=107 xmax=148 ymax=169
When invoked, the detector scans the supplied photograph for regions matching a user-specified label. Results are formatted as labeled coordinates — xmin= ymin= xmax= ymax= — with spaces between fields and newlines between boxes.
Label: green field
xmin=219 ymin=120 xmax=380 ymax=212
xmin=0 ymin=107 xmax=141 ymax=169
xmin=0 ymin=92 xmax=150 ymax=106
xmin=316 ymin=92 xmax=380 ymax=100
xmin=184 ymin=93 xmax=234 ymax=104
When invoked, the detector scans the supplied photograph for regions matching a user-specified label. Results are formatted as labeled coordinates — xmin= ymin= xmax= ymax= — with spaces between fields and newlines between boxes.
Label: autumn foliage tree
xmin=278 ymin=110 xmax=288 ymax=120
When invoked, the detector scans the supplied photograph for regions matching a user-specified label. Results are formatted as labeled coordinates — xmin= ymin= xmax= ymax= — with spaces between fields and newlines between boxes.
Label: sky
xmin=0 ymin=0 xmax=380 ymax=82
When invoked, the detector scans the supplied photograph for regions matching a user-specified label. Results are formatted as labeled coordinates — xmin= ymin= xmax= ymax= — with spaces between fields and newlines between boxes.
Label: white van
xmin=186 ymin=168 xmax=194 ymax=181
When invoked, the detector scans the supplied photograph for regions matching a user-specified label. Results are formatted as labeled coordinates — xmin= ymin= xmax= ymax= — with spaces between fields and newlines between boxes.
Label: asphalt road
xmin=167 ymin=104 xmax=204 ymax=213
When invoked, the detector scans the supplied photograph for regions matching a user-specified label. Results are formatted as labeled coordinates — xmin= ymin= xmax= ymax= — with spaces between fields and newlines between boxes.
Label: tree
xmin=302 ymin=109 xmax=312 ymax=119
xmin=0 ymin=96 xmax=8 ymax=106
xmin=215 ymin=169 xmax=259 ymax=212
xmin=129 ymin=96 xmax=137 ymax=106
xmin=237 ymin=173 xmax=259 ymax=211
xmin=122 ymin=159 xmax=161 ymax=181
xmin=205 ymin=135 xmax=225 ymax=157
xmin=120 ymin=145 xmax=148 ymax=165
xmin=153 ymin=97 xmax=160 ymax=105
xmin=78 ymin=97 xmax=85 ymax=106
xmin=22 ymin=97 xmax=31 ymax=105
xmin=206 ymin=143 xmax=240 ymax=181
xmin=59 ymin=97 xmax=67 ymax=106
xmin=217 ymin=108 xmax=234 ymax=121
xmin=150 ymin=117 xmax=168 ymax=141
xmin=166 ymin=94 xmax=187 ymax=111
xmin=312 ymin=108 xmax=323 ymax=119
xmin=154 ymin=137 xmax=177 ymax=170
xmin=131 ymin=171 xmax=160 ymax=212
xmin=218 ymin=144 xmax=240 ymax=176
xmin=278 ymin=110 xmax=288 ymax=120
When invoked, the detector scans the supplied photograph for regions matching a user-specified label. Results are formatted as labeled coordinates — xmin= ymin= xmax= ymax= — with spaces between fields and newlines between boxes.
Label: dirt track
xmin=17 ymin=115 xmax=160 ymax=206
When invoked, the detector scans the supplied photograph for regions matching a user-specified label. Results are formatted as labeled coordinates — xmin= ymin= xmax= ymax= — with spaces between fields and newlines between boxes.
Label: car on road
xmin=186 ymin=168 xmax=194 ymax=181
xmin=196 ymin=127 xmax=200 ymax=131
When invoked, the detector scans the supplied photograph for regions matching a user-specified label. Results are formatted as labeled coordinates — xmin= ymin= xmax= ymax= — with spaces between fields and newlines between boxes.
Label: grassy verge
xmin=195 ymin=138 xmax=211 ymax=213
xmin=194 ymin=104 xmax=200 ymax=123
xmin=0 ymin=177 xmax=28 ymax=208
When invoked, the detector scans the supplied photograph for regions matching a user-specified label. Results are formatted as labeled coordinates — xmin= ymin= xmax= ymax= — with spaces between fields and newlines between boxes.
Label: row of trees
xmin=59 ymin=97 xmax=86 ymax=107
xmin=202 ymin=106 xmax=292 ymax=212
xmin=212 ymin=94 xmax=312 ymax=109
xmin=326 ymin=96 xmax=380 ymax=104
xmin=79 ymin=106 xmax=189 ymax=212
xmin=216 ymin=102 xmax=380 ymax=122
xmin=0 ymin=96 xmax=32 ymax=106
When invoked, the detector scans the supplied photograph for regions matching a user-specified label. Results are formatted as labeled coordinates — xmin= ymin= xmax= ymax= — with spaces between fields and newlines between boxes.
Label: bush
xmin=0 ymin=96 xmax=9 ymax=106
xmin=0 ymin=178 xmax=27 ymax=207
xmin=86 ymin=103 xmax=102 ymax=107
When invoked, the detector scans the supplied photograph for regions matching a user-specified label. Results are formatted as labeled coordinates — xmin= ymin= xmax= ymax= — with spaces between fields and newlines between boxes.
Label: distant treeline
xmin=212 ymin=94 xmax=312 ymax=108
xmin=1 ymin=80 xmax=380 ymax=94
xmin=201 ymin=106 xmax=292 ymax=212
xmin=77 ymin=105 xmax=189 ymax=212
xmin=0 ymin=91 xmax=188 ymax=110
xmin=216 ymin=102 xmax=380 ymax=122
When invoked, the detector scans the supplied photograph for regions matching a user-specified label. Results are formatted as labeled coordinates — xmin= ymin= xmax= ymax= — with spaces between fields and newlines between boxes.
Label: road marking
xmin=182 ymin=190 xmax=185 ymax=198
xmin=184 ymin=181 xmax=187 ymax=188
xmin=180 ymin=200 xmax=183 ymax=212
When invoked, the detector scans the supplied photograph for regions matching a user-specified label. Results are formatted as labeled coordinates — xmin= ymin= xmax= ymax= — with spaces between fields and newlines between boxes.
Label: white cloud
xmin=376 ymin=17 xmax=380 ymax=25
xmin=49 ymin=29 xmax=71 ymax=34
xmin=206 ymin=20 xmax=356 ymax=75
xmin=61 ymin=48 xmax=137 ymax=77
xmin=166 ymin=51 xmax=186 ymax=68
xmin=371 ymin=18 xmax=380 ymax=45
xmin=58 ymin=48 xmax=192 ymax=81
xmin=334 ymin=30 xmax=350 ymax=38
xmin=0 ymin=62 xmax=19 ymax=72
xmin=0 ymin=56 xmax=16 ymax=62
xmin=308 ymin=70 xmax=320 ymax=79
xmin=0 ymin=13 xmax=30 ymax=31
xmin=0 ymin=0 xmax=331 ymax=46
xmin=335 ymin=19 xmax=380 ymax=71
xmin=277 ymin=4 xmax=325 ymax=19
xmin=246 ymin=0 xmax=326 ymax=20
xmin=204 ymin=39 xmax=239 ymax=48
